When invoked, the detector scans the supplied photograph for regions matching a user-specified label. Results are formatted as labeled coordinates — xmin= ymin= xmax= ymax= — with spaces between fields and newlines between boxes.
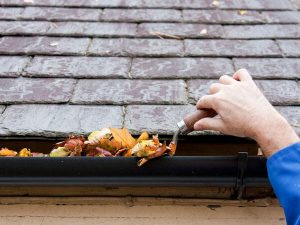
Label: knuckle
xmin=219 ymin=75 xmax=228 ymax=82
xmin=196 ymin=99 xmax=201 ymax=107
xmin=197 ymin=95 xmax=210 ymax=108
xmin=209 ymin=83 xmax=220 ymax=94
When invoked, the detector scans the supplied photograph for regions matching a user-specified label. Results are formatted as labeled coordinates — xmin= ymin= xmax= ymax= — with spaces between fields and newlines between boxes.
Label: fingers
xmin=209 ymin=83 xmax=223 ymax=94
xmin=219 ymin=75 xmax=237 ymax=85
xmin=194 ymin=117 xmax=225 ymax=132
xmin=210 ymin=75 xmax=237 ymax=94
xmin=196 ymin=95 xmax=215 ymax=109
xmin=233 ymin=69 xmax=253 ymax=82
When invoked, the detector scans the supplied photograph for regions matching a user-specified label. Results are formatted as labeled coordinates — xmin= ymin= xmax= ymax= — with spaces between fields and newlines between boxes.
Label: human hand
xmin=194 ymin=69 xmax=299 ymax=157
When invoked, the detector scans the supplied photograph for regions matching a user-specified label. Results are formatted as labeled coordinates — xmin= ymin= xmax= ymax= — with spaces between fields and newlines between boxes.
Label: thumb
xmin=194 ymin=117 xmax=225 ymax=132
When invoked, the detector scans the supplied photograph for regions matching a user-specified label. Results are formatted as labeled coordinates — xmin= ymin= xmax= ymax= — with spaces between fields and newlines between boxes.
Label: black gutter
xmin=0 ymin=153 xmax=270 ymax=190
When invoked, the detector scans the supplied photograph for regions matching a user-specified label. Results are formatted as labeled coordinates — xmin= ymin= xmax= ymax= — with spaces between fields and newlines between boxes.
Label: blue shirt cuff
xmin=267 ymin=141 xmax=300 ymax=167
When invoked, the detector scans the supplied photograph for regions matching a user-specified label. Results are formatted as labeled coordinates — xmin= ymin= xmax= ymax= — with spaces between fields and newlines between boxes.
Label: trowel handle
xmin=183 ymin=109 xmax=217 ymax=131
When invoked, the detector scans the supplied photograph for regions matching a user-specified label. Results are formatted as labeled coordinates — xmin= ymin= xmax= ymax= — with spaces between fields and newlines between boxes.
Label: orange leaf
xmin=110 ymin=139 xmax=122 ymax=150
xmin=137 ymin=131 xmax=149 ymax=142
xmin=0 ymin=148 xmax=17 ymax=157
xmin=124 ymin=149 xmax=132 ymax=157
xmin=168 ymin=141 xmax=177 ymax=156
xmin=98 ymin=138 xmax=117 ymax=153
xmin=153 ymin=134 xmax=160 ymax=145
xmin=110 ymin=128 xmax=136 ymax=149
xmin=18 ymin=148 xmax=31 ymax=157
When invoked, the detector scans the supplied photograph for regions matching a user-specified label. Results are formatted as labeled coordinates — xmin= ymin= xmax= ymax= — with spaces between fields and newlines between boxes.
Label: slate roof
xmin=0 ymin=0 xmax=299 ymax=137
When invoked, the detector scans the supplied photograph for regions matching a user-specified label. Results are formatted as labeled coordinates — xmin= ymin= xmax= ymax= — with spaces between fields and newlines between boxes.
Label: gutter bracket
xmin=235 ymin=152 xmax=248 ymax=199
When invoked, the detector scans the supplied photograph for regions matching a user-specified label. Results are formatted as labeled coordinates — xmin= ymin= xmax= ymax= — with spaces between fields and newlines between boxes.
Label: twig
xmin=150 ymin=31 xmax=182 ymax=40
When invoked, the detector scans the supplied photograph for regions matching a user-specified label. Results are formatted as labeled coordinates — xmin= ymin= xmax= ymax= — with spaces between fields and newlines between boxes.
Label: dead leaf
xmin=55 ymin=135 xmax=85 ymax=156
xmin=50 ymin=147 xmax=70 ymax=157
xmin=147 ymin=145 xmax=168 ymax=159
xmin=18 ymin=148 xmax=31 ymax=157
xmin=86 ymin=128 xmax=111 ymax=145
xmin=31 ymin=152 xmax=44 ymax=157
xmin=168 ymin=141 xmax=177 ymax=156
xmin=124 ymin=149 xmax=132 ymax=157
xmin=0 ymin=128 xmax=177 ymax=166
xmin=110 ymin=139 xmax=122 ymax=150
xmin=211 ymin=0 xmax=220 ymax=7
xmin=114 ymin=148 xmax=128 ymax=156
xmin=137 ymin=131 xmax=149 ymax=142
xmin=153 ymin=135 xmax=160 ymax=145
xmin=95 ymin=147 xmax=112 ymax=156
xmin=137 ymin=158 xmax=148 ymax=167
xmin=131 ymin=140 xmax=157 ymax=157
xmin=238 ymin=10 xmax=247 ymax=15
xmin=0 ymin=148 xmax=17 ymax=157
xmin=110 ymin=128 xmax=137 ymax=149
xmin=98 ymin=138 xmax=117 ymax=152
xmin=200 ymin=29 xmax=208 ymax=35
xmin=50 ymin=42 xmax=58 ymax=47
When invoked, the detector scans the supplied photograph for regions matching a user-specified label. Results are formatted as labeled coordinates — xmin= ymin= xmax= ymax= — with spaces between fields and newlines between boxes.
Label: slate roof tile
xmin=0 ymin=36 xmax=90 ymax=55
xmin=255 ymin=80 xmax=300 ymax=106
xmin=25 ymin=56 xmax=131 ymax=78
xmin=183 ymin=10 xmax=265 ymax=24
xmin=102 ymin=9 xmax=182 ymax=22
xmin=0 ymin=21 xmax=50 ymax=35
xmin=277 ymin=40 xmax=300 ymax=57
xmin=137 ymin=23 xmax=223 ymax=38
xmin=88 ymin=38 xmax=184 ymax=56
xmin=276 ymin=106 xmax=300 ymax=135
xmin=21 ymin=7 xmax=101 ymax=21
xmin=1 ymin=105 xmax=123 ymax=137
xmin=124 ymin=105 xmax=195 ymax=135
xmin=0 ymin=0 xmax=299 ymax=136
xmin=72 ymin=79 xmax=187 ymax=105
xmin=0 ymin=7 xmax=24 ymax=20
xmin=184 ymin=39 xmax=281 ymax=57
xmin=0 ymin=106 xmax=5 ymax=114
xmin=233 ymin=58 xmax=300 ymax=79
xmin=223 ymin=24 xmax=300 ymax=39
xmin=0 ymin=0 xmax=295 ymax=9
xmin=0 ymin=78 xmax=76 ymax=104
xmin=0 ymin=56 xmax=29 ymax=77
xmin=262 ymin=11 xmax=300 ymax=24
xmin=47 ymin=22 xmax=137 ymax=37
xmin=131 ymin=58 xmax=234 ymax=79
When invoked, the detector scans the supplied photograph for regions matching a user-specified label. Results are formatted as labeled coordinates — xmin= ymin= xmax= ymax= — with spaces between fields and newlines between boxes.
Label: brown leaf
xmin=115 ymin=148 xmax=129 ymax=156
xmin=168 ymin=141 xmax=177 ymax=156
xmin=137 ymin=158 xmax=149 ymax=167
xmin=124 ymin=149 xmax=132 ymax=157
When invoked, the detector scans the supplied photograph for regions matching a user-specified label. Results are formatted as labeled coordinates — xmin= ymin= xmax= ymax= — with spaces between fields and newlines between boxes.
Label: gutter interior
xmin=0 ymin=135 xmax=259 ymax=156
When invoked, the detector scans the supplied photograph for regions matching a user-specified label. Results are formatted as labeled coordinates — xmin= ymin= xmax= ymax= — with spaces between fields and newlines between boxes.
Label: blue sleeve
xmin=267 ymin=141 xmax=300 ymax=225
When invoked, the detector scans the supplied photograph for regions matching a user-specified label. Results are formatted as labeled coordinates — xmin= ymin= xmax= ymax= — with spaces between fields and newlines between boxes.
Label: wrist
xmin=253 ymin=115 xmax=299 ymax=157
